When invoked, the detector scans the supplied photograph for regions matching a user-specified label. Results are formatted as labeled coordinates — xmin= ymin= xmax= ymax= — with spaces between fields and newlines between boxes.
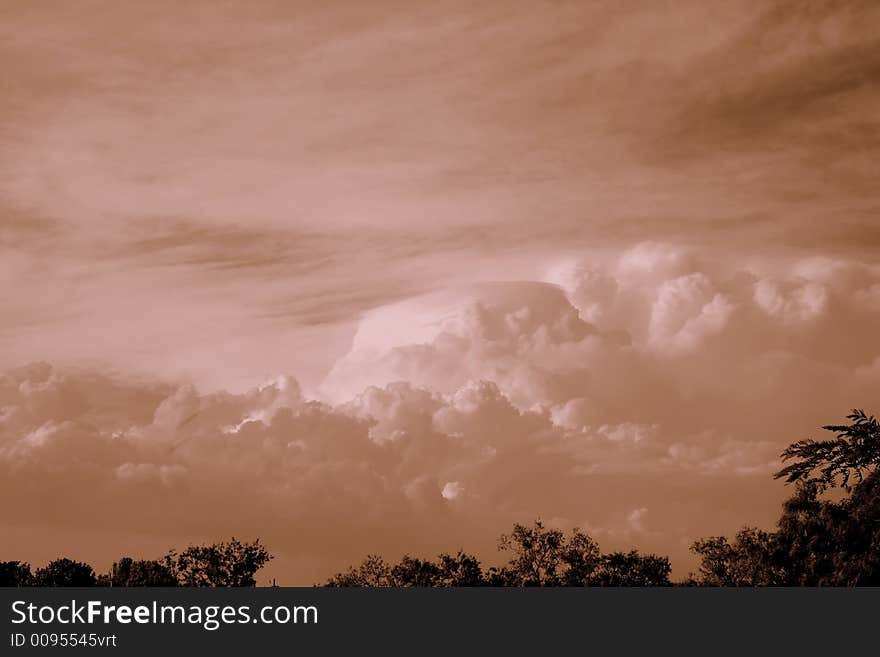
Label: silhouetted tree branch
xmin=775 ymin=409 xmax=880 ymax=491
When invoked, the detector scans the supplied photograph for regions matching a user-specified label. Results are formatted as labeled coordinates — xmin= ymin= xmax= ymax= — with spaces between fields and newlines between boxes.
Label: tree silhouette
xmin=560 ymin=530 xmax=603 ymax=586
xmin=775 ymin=409 xmax=880 ymax=491
xmin=326 ymin=552 xmax=487 ymax=587
xmin=497 ymin=520 xmax=567 ymax=586
xmin=164 ymin=538 xmax=272 ymax=587
xmin=1 ymin=539 xmax=273 ymax=588
xmin=107 ymin=557 xmax=178 ymax=587
xmin=830 ymin=471 xmax=880 ymax=584
xmin=326 ymin=521 xmax=668 ymax=587
xmin=326 ymin=554 xmax=394 ymax=587
xmin=390 ymin=556 xmax=441 ymax=587
xmin=33 ymin=558 xmax=96 ymax=587
xmin=435 ymin=551 xmax=485 ymax=586
xmin=690 ymin=409 xmax=880 ymax=586
xmin=0 ymin=561 xmax=33 ymax=587
xmin=589 ymin=551 xmax=671 ymax=586
xmin=497 ymin=520 xmax=602 ymax=586
xmin=772 ymin=474 xmax=880 ymax=585
xmin=690 ymin=528 xmax=782 ymax=586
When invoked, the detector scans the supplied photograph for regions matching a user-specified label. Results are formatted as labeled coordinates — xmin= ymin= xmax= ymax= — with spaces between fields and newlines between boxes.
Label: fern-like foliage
xmin=775 ymin=409 xmax=880 ymax=491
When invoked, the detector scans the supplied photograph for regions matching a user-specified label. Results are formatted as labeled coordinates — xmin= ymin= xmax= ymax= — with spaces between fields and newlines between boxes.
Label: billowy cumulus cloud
xmin=3 ymin=244 xmax=880 ymax=581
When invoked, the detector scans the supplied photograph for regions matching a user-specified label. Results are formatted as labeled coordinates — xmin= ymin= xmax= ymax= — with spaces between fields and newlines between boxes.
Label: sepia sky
xmin=2 ymin=0 xmax=879 ymax=582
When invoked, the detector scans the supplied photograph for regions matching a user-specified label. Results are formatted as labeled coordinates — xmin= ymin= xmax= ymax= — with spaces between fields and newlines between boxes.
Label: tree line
xmin=0 ymin=538 xmax=271 ymax=587
xmin=3 ymin=410 xmax=878 ymax=586
xmin=325 ymin=524 xmax=672 ymax=586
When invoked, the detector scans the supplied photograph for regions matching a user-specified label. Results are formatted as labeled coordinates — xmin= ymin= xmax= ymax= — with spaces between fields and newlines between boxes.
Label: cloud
xmin=320 ymin=282 xmax=609 ymax=407
xmin=3 ymin=1 xmax=879 ymax=399
xmin=441 ymin=481 xmax=464 ymax=501
xmin=3 ymin=244 xmax=878 ymax=581
xmin=628 ymin=507 xmax=649 ymax=534
xmin=648 ymin=273 xmax=735 ymax=352
xmin=544 ymin=262 xmax=618 ymax=324
xmin=0 ymin=364 xmax=771 ymax=581
xmin=753 ymin=278 xmax=828 ymax=324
